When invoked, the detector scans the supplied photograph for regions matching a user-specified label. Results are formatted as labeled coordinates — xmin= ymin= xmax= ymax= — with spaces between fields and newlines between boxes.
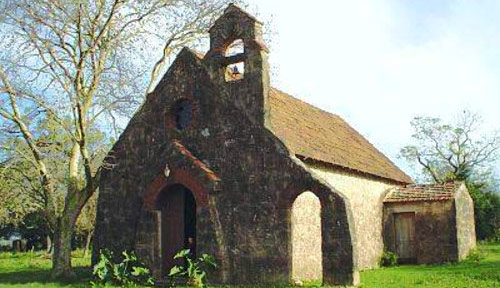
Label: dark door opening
xmin=394 ymin=212 xmax=416 ymax=264
xmin=157 ymin=184 xmax=197 ymax=276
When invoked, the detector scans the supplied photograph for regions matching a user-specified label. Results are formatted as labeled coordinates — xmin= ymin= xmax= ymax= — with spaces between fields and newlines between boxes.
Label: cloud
xmin=250 ymin=0 xmax=500 ymax=179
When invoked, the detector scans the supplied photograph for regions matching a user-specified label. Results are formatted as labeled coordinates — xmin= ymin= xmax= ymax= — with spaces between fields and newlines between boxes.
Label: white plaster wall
xmin=291 ymin=191 xmax=322 ymax=281
xmin=455 ymin=184 xmax=477 ymax=260
xmin=307 ymin=165 xmax=397 ymax=270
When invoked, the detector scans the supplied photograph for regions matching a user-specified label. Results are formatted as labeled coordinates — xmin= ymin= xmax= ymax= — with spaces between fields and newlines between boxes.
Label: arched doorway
xmin=156 ymin=184 xmax=197 ymax=275
xmin=291 ymin=191 xmax=322 ymax=283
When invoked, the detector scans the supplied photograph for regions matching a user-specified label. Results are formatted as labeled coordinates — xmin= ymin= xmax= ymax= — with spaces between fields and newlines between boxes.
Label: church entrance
xmin=156 ymin=184 xmax=197 ymax=275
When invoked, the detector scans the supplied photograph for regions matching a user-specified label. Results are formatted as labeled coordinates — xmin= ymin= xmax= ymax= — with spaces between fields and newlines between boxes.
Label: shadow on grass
xmin=0 ymin=266 xmax=92 ymax=287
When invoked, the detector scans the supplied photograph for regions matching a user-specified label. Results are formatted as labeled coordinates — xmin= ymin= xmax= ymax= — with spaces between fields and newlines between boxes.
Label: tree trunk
xmin=50 ymin=216 xmax=76 ymax=279
xmin=50 ymin=142 xmax=96 ymax=278
xmin=83 ymin=231 xmax=92 ymax=258
xmin=50 ymin=143 xmax=81 ymax=279
xmin=46 ymin=234 xmax=52 ymax=254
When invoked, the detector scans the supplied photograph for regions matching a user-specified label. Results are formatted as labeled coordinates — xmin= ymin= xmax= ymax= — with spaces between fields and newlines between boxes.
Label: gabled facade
xmin=94 ymin=5 xmax=475 ymax=286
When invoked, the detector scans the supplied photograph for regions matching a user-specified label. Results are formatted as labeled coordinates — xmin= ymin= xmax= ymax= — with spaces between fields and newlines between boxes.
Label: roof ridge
xmin=269 ymin=87 xmax=412 ymax=183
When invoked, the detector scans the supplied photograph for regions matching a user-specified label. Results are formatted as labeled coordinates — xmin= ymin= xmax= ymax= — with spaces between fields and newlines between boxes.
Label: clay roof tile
xmin=384 ymin=183 xmax=458 ymax=203
xmin=267 ymin=88 xmax=413 ymax=184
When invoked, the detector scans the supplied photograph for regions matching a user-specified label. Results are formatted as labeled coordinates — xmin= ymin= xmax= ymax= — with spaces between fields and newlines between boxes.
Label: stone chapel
xmin=94 ymin=4 xmax=476 ymax=286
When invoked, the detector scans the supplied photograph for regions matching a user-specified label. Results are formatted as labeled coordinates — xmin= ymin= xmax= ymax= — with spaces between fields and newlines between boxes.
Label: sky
xmin=245 ymin=0 xmax=500 ymax=179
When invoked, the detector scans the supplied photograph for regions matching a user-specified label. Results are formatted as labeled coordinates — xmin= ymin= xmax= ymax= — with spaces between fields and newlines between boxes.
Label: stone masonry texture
xmin=383 ymin=183 xmax=476 ymax=264
xmin=94 ymin=4 xmax=358 ymax=286
xmin=94 ymin=4 xmax=475 ymax=287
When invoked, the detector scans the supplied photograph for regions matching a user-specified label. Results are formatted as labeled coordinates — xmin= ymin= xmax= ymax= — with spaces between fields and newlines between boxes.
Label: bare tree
xmin=0 ymin=0 xmax=238 ymax=278
xmin=400 ymin=110 xmax=500 ymax=183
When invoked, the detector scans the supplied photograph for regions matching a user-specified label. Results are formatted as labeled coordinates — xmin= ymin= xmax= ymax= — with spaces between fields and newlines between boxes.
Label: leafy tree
xmin=75 ymin=192 xmax=97 ymax=258
xmin=0 ymin=0 xmax=240 ymax=278
xmin=467 ymin=182 xmax=500 ymax=240
xmin=0 ymin=136 xmax=45 ymax=231
xmin=1 ymin=113 xmax=108 ymax=253
xmin=401 ymin=110 xmax=500 ymax=240
xmin=401 ymin=111 xmax=499 ymax=183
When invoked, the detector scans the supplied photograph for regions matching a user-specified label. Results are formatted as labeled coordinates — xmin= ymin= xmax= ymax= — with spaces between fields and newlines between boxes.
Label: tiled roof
xmin=267 ymin=88 xmax=413 ymax=184
xmin=384 ymin=183 xmax=458 ymax=203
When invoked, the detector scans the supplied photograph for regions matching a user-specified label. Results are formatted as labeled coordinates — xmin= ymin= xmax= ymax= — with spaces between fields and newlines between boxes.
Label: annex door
xmin=158 ymin=185 xmax=197 ymax=275
xmin=394 ymin=212 xmax=416 ymax=263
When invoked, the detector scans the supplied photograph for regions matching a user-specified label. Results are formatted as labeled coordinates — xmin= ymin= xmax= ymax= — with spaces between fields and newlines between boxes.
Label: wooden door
xmin=394 ymin=212 xmax=416 ymax=263
xmin=161 ymin=188 xmax=185 ymax=274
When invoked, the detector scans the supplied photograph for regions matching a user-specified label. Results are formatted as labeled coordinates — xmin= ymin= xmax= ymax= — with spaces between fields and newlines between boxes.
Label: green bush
xmin=169 ymin=249 xmax=217 ymax=287
xmin=467 ymin=183 xmax=500 ymax=241
xmin=91 ymin=249 xmax=154 ymax=287
xmin=379 ymin=250 xmax=398 ymax=267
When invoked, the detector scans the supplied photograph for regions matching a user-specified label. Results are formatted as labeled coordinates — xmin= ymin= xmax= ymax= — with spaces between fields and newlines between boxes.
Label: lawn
xmin=360 ymin=242 xmax=500 ymax=288
xmin=0 ymin=251 xmax=90 ymax=287
xmin=0 ymin=243 xmax=499 ymax=287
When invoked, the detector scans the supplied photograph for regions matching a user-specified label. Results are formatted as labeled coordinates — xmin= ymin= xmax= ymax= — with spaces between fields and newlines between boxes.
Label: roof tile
xmin=384 ymin=183 xmax=457 ymax=203
xmin=267 ymin=88 xmax=413 ymax=184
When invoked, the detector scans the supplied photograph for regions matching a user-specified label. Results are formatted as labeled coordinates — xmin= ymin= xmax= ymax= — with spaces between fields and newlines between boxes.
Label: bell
xmin=232 ymin=65 xmax=240 ymax=75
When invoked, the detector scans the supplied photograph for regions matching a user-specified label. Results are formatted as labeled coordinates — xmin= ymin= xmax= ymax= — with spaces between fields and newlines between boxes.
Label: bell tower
xmin=204 ymin=4 xmax=270 ymax=125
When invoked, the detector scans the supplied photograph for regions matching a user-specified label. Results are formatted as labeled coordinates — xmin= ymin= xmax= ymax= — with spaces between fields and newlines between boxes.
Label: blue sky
xmin=246 ymin=0 xmax=500 ymax=179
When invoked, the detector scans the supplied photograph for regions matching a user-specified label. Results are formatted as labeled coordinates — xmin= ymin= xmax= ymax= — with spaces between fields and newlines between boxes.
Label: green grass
xmin=359 ymin=242 xmax=500 ymax=288
xmin=0 ymin=243 xmax=499 ymax=287
xmin=0 ymin=250 xmax=91 ymax=287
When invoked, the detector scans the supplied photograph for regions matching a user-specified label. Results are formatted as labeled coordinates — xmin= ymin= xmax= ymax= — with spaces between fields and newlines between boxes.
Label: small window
xmin=225 ymin=62 xmax=245 ymax=82
xmin=172 ymin=99 xmax=191 ymax=130
xmin=225 ymin=39 xmax=244 ymax=57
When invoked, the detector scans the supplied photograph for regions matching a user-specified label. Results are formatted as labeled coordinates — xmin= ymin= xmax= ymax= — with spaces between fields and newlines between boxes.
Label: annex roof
xmin=384 ymin=183 xmax=459 ymax=203
xmin=267 ymin=88 xmax=413 ymax=184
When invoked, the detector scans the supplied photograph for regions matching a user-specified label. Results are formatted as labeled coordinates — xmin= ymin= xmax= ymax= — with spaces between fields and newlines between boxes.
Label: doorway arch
xmin=291 ymin=191 xmax=323 ymax=283
xmin=156 ymin=184 xmax=197 ymax=275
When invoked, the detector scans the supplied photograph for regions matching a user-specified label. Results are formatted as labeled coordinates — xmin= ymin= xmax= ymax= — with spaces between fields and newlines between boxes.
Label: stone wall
xmin=307 ymin=165 xmax=397 ymax=270
xmin=291 ymin=191 xmax=322 ymax=281
xmin=383 ymin=200 xmax=458 ymax=264
xmin=454 ymin=184 xmax=476 ymax=260
xmin=94 ymin=6 xmax=359 ymax=286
